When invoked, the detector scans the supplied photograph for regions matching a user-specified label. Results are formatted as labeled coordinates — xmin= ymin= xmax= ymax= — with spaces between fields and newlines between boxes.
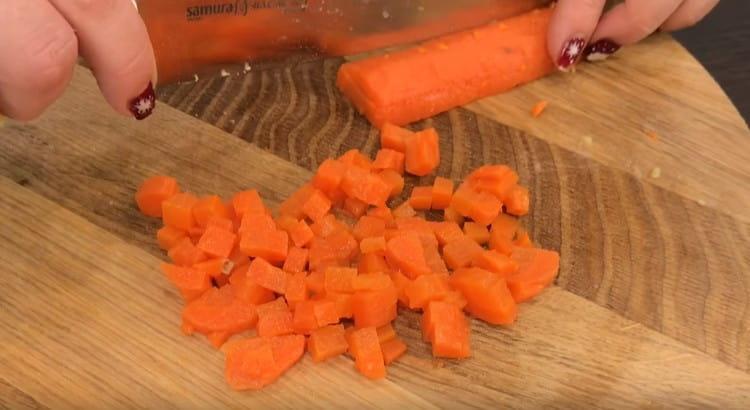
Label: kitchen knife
xmin=135 ymin=0 xmax=553 ymax=83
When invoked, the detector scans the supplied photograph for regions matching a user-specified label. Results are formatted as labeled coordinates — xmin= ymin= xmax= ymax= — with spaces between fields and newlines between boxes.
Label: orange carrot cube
xmin=380 ymin=123 xmax=412 ymax=153
xmin=344 ymin=197 xmax=368 ymax=219
xmin=284 ymin=271 xmax=308 ymax=308
xmin=377 ymin=169 xmax=405 ymax=198
xmin=247 ymin=257 xmax=288 ymax=294
xmin=232 ymin=190 xmax=266 ymax=218
xmin=409 ymin=186 xmax=433 ymax=210
xmin=161 ymin=263 xmax=211 ymax=301
xmin=431 ymin=177 xmax=454 ymax=210
xmin=312 ymin=159 xmax=346 ymax=194
xmin=324 ymin=267 xmax=357 ymax=294
xmin=196 ymin=226 xmax=237 ymax=259
xmin=442 ymin=236 xmax=484 ymax=270
xmin=313 ymin=299 xmax=340 ymax=327
xmin=157 ymin=226 xmax=187 ymax=251
xmin=351 ymin=286 xmax=398 ymax=329
xmin=193 ymin=195 xmax=229 ymax=227
xmin=239 ymin=230 xmax=288 ymax=263
xmin=359 ymin=236 xmax=387 ymax=254
xmin=283 ymin=246 xmax=309 ymax=273
xmin=289 ymin=220 xmax=314 ymax=248
xmin=353 ymin=273 xmax=393 ymax=291
xmin=463 ymin=222 xmax=490 ymax=245
xmin=404 ymin=274 xmax=451 ymax=310
xmin=136 ymin=175 xmax=180 ymax=218
xmin=376 ymin=323 xmax=396 ymax=344
xmin=431 ymin=221 xmax=464 ymax=246
xmin=168 ymin=237 xmax=207 ymax=266
xmin=302 ymin=189 xmax=332 ymax=222
xmin=352 ymin=215 xmax=386 ymax=241
xmin=405 ymin=128 xmax=440 ymax=177
xmin=381 ymin=337 xmax=407 ymax=365
xmin=292 ymin=300 xmax=319 ymax=334
xmin=472 ymin=250 xmax=518 ymax=277
xmin=423 ymin=300 xmax=471 ymax=358
xmin=238 ymin=212 xmax=276 ymax=236
xmin=162 ymin=192 xmax=198 ymax=230
xmin=348 ymin=327 xmax=386 ymax=379
xmin=308 ymin=324 xmax=349 ymax=362
xmin=358 ymin=252 xmax=390 ymax=274
xmin=372 ymin=148 xmax=405 ymax=175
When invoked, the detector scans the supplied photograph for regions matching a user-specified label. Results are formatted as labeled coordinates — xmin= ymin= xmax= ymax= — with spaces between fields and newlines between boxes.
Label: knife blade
xmin=136 ymin=0 xmax=553 ymax=83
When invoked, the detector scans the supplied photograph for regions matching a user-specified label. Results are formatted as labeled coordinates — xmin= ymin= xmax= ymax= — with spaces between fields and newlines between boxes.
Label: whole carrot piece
xmin=337 ymin=7 xmax=555 ymax=127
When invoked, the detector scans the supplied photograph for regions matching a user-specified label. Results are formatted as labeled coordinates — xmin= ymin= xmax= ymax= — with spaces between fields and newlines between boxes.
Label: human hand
xmin=548 ymin=0 xmax=720 ymax=70
xmin=0 ymin=0 xmax=157 ymax=122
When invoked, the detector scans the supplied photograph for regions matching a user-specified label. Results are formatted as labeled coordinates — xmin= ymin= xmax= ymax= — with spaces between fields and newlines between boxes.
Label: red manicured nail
xmin=557 ymin=37 xmax=586 ymax=71
xmin=128 ymin=82 xmax=156 ymax=120
xmin=584 ymin=39 xmax=621 ymax=62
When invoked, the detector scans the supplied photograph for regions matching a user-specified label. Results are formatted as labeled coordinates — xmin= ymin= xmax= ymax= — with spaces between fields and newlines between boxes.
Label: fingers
xmin=547 ymin=0 xmax=607 ymax=71
xmin=0 ymin=0 xmax=78 ymax=121
xmin=584 ymin=0 xmax=682 ymax=62
xmin=660 ymin=0 xmax=720 ymax=32
xmin=48 ymin=0 xmax=157 ymax=120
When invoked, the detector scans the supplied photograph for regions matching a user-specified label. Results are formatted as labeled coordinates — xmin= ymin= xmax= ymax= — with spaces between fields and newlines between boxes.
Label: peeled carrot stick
xmin=336 ymin=7 xmax=555 ymax=127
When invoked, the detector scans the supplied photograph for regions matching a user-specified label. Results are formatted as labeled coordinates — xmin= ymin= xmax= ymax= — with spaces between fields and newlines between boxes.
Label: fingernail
xmin=557 ymin=37 xmax=587 ymax=71
xmin=128 ymin=82 xmax=156 ymax=120
xmin=584 ymin=39 xmax=621 ymax=62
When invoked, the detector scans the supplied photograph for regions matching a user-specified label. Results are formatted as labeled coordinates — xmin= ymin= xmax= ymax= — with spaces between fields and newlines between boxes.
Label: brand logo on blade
xmin=186 ymin=0 xmax=309 ymax=21
xmin=186 ymin=0 xmax=249 ymax=21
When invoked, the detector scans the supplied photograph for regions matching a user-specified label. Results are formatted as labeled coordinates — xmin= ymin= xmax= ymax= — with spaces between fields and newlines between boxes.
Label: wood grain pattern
xmin=0 ymin=35 xmax=748 ymax=406
xmin=154 ymin=39 xmax=750 ymax=371
xmin=466 ymin=35 xmax=750 ymax=223
xmin=0 ymin=378 xmax=46 ymax=410
xmin=2 ymin=79 xmax=750 ymax=407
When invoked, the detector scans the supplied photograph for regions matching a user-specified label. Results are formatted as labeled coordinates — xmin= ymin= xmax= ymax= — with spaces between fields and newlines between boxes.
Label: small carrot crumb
xmin=644 ymin=129 xmax=660 ymax=142
xmin=531 ymin=100 xmax=548 ymax=118
xmin=438 ymin=43 xmax=449 ymax=50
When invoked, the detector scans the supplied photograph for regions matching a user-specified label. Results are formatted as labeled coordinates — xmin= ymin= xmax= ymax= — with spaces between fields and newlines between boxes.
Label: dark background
xmin=673 ymin=1 xmax=749 ymax=123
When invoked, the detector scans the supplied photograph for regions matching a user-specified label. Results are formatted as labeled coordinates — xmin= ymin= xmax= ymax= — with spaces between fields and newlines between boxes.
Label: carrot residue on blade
xmin=336 ymin=7 xmax=556 ymax=127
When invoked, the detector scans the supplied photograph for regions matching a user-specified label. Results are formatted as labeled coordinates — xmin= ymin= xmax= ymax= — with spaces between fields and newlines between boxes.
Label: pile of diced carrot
xmin=135 ymin=123 xmax=559 ymax=390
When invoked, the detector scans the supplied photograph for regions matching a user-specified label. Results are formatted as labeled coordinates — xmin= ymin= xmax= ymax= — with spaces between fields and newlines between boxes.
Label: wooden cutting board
xmin=1 ymin=34 xmax=749 ymax=408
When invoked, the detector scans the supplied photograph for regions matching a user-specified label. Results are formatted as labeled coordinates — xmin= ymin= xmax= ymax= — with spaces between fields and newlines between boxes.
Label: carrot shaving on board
xmin=531 ymin=100 xmax=549 ymax=118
